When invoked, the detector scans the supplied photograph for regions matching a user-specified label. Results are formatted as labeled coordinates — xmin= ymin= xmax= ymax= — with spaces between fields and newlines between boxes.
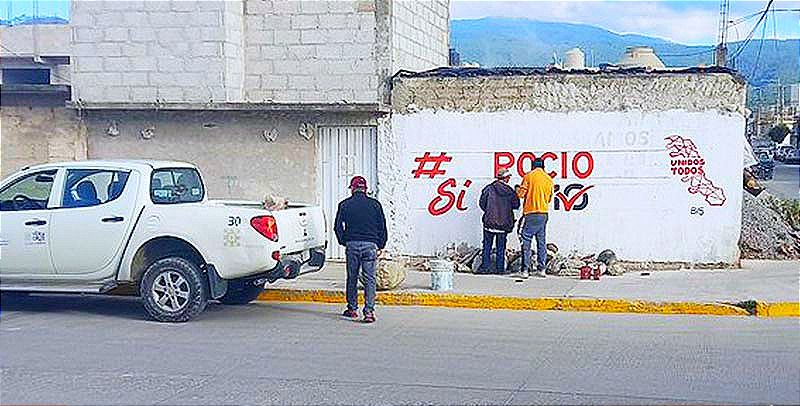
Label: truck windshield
xmin=151 ymin=168 xmax=204 ymax=204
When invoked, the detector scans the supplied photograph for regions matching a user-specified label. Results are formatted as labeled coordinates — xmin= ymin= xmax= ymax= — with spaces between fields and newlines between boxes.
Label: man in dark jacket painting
xmin=334 ymin=175 xmax=387 ymax=323
xmin=478 ymin=168 xmax=520 ymax=274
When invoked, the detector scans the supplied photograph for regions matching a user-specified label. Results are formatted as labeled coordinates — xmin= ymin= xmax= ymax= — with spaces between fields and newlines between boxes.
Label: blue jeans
xmin=345 ymin=241 xmax=377 ymax=313
xmin=520 ymin=213 xmax=548 ymax=272
xmin=481 ymin=230 xmax=508 ymax=273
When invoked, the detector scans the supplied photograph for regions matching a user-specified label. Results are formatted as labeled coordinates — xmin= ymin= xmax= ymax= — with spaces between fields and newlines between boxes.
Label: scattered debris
xmin=740 ymin=192 xmax=800 ymax=260
xmin=360 ymin=259 xmax=406 ymax=291
xmin=423 ymin=242 xmax=629 ymax=277
xmin=596 ymin=249 xmax=617 ymax=266
xmin=262 ymin=194 xmax=288 ymax=211
xmin=743 ymin=168 xmax=765 ymax=197
xmin=606 ymin=261 xmax=626 ymax=276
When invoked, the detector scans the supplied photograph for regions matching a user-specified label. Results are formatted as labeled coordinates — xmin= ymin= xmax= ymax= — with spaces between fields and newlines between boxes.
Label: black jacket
xmin=479 ymin=181 xmax=520 ymax=233
xmin=334 ymin=192 xmax=388 ymax=249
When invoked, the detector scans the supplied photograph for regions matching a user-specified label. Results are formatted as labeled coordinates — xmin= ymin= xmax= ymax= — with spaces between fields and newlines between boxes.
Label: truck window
xmin=151 ymin=168 xmax=204 ymax=204
xmin=62 ymin=169 xmax=130 ymax=208
xmin=0 ymin=170 xmax=57 ymax=211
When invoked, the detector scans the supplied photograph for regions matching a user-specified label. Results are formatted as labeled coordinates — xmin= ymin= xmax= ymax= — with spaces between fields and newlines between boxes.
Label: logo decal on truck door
xmin=25 ymin=230 xmax=47 ymax=246
xmin=223 ymin=228 xmax=241 ymax=247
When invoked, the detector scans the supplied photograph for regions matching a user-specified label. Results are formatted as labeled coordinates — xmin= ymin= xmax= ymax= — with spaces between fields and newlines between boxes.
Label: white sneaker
xmin=534 ymin=270 xmax=546 ymax=278
xmin=520 ymin=270 xmax=530 ymax=279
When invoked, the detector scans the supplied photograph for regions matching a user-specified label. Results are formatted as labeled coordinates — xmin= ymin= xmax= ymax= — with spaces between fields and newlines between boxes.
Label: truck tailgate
xmin=272 ymin=205 xmax=326 ymax=255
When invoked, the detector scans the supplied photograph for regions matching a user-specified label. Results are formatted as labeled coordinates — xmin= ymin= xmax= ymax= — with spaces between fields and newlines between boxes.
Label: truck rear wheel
xmin=218 ymin=280 xmax=264 ymax=305
xmin=140 ymin=257 xmax=208 ymax=322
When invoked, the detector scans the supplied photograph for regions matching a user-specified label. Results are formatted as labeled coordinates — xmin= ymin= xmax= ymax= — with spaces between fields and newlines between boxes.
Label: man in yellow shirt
xmin=515 ymin=158 xmax=554 ymax=278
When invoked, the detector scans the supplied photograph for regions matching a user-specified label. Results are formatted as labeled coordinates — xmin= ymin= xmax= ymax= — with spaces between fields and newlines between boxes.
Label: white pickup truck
xmin=0 ymin=160 xmax=326 ymax=322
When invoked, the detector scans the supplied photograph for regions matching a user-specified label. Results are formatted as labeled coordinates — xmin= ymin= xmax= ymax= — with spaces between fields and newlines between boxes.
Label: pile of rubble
xmin=359 ymin=258 xmax=407 ymax=291
xmin=740 ymin=192 xmax=800 ymax=259
xmin=543 ymin=248 xmax=626 ymax=277
xmin=434 ymin=243 xmax=626 ymax=277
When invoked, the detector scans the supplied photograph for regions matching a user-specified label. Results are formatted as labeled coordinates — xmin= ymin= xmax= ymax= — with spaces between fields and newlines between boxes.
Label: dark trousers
xmin=345 ymin=241 xmax=377 ymax=313
xmin=481 ymin=230 xmax=508 ymax=274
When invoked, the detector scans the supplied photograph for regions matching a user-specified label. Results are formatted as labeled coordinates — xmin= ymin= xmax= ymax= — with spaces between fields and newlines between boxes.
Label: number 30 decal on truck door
xmin=224 ymin=216 xmax=242 ymax=247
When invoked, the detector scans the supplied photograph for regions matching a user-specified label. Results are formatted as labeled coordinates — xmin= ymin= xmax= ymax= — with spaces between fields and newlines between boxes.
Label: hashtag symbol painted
xmin=412 ymin=152 xmax=452 ymax=179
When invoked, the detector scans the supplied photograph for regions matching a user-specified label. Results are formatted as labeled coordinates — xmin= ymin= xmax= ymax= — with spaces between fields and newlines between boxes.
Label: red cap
xmin=349 ymin=176 xmax=368 ymax=190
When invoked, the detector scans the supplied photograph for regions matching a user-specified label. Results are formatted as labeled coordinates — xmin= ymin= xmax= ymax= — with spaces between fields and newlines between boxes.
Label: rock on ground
xmin=740 ymin=192 xmax=800 ymax=260
xmin=360 ymin=259 xmax=406 ymax=291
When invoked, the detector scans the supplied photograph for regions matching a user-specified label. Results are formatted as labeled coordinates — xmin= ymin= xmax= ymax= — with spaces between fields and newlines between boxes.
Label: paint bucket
xmin=428 ymin=259 xmax=454 ymax=291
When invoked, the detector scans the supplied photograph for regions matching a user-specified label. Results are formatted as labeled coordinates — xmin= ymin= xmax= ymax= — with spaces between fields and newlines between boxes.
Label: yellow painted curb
xmin=755 ymin=302 xmax=800 ymax=317
xmin=257 ymin=289 xmax=752 ymax=317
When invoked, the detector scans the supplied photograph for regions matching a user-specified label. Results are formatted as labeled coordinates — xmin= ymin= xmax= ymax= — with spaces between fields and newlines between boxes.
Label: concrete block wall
xmin=85 ymin=110 xmax=377 ymax=202
xmin=67 ymin=0 xmax=451 ymax=105
xmin=242 ymin=0 xmax=380 ymax=104
xmin=391 ymin=0 xmax=449 ymax=74
xmin=70 ymin=0 xmax=242 ymax=103
xmin=224 ymin=1 xmax=246 ymax=101
xmin=0 ymin=106 xmax=88 ymax=177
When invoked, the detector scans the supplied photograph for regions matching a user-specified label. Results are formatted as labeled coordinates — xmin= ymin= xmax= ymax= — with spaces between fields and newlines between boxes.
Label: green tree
xmin=767 ymin=125 xmax=791 ymax=144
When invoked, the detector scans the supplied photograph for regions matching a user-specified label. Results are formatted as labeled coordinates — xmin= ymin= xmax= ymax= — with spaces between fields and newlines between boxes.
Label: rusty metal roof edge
xmin=66 ymin=101 xmax=392 ymax=114
xmin=393 ymin=66 xmax=746 ymax=84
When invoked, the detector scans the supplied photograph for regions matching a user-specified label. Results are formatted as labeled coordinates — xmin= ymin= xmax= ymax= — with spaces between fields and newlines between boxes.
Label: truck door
xmin=49 ymin=168 xmax=139 ymax=275
xmin=0 ymin=169 xmax=59 ymax=275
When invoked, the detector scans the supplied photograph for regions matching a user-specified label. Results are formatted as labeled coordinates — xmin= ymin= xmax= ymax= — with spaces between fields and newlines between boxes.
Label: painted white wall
xmin=390 ymin=109 xmax=745 ymax=264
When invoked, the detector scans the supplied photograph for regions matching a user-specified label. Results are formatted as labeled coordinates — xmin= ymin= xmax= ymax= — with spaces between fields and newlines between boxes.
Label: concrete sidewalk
xmin=261 ymin=260 xmax=800 ymax=317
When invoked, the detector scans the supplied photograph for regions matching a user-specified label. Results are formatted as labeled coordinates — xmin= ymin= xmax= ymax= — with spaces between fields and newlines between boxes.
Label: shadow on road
xmin=1 ymin=292 xmax=149 ymax=321
xmin=0 ymin=292 xmax=343 ymax=323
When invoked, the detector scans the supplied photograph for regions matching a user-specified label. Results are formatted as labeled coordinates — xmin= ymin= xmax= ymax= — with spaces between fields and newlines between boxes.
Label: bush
xmin=766 ymin=196 xmax=800 ymax=231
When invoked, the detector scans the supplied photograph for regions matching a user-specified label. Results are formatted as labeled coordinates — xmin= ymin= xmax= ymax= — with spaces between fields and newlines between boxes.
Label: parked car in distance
xmin=775 ymin=146 xmax=795 ymax=162
xmin=784 ymin=148 xmax=800 ymax=165
xmin=0 ymin=160 xmax=327 ymax=322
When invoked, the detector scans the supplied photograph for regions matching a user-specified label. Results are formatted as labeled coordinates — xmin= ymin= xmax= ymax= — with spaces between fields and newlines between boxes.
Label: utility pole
xmin=715 ymin=0 xmax=730 ymax=66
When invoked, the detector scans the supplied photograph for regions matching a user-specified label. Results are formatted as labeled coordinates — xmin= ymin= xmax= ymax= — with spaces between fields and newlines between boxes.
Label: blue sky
xmin=2 ymin=0 xmax=798 ymax=45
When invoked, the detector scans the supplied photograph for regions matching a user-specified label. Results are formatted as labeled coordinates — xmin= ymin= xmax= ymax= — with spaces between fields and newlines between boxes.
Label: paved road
xmin=765 ymin=162 xmax=799 ymax=200
xmin=1 ymin=295 xmax=798 ymax=405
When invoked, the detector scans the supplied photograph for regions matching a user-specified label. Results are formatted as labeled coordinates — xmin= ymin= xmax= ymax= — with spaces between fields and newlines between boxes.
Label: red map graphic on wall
xmin=664 ymin=135 xmax=727 ymax=206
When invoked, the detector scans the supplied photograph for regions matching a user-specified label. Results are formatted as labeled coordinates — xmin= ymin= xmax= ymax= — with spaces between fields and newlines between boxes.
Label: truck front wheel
xmin=218 ymin=279 xmax=264 ymax=305
xmin=140 ymin=257 xmax=208 ymax=322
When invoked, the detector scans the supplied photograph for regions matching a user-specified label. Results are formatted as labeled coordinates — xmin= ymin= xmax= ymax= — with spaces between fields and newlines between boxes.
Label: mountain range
xmin=0 ymin=15 xmax=68 ymax=26
xmin=451 ymin=18 xmax=799 ymax=89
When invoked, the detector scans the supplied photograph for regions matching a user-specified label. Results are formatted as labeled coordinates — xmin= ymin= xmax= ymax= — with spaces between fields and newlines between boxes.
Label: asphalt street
xmin=1 ymin=294 xmax=798 ymax=405
xmin=764 ymin=162 xmax=800 ymax=200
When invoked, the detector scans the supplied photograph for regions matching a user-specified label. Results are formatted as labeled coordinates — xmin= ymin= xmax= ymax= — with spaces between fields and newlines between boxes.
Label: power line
xmin=729 ymin=8 xmax=800 ymax=26
xmin=729 ymin=0 xmax=775 ymax=63
xmin=659 ymin=48 xmax=716 ymax=58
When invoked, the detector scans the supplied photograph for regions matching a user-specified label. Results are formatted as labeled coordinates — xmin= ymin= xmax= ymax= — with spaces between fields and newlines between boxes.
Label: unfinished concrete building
xmin=1 ymin=0 xmax=449 ymax=259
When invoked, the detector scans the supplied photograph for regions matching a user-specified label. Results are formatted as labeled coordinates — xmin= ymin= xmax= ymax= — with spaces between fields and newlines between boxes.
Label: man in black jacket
xmin=334 ymin=175 xmax=387 ymax=323
xmin=478 ymin=168 xmax=520 ymax=274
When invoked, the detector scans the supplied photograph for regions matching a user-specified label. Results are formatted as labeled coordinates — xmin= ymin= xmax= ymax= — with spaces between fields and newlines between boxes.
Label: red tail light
xmin=251 ymin=215 xmax=279 ymax=241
